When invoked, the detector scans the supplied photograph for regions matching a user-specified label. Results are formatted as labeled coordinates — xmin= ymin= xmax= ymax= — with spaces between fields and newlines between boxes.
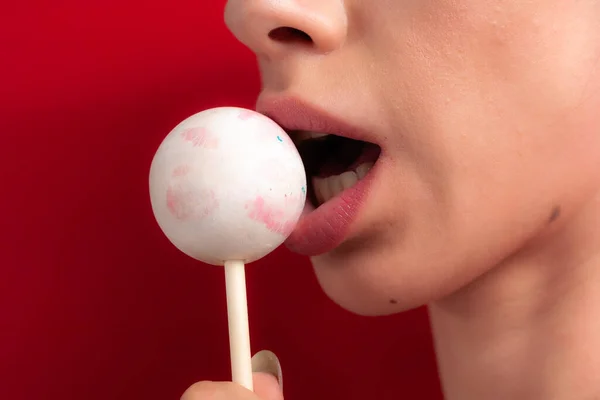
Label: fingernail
xmin=251 ymin=350 xmax=283 ymax=389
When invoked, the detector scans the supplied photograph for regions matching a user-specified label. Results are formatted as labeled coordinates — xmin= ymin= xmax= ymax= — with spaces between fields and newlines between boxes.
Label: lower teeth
xmin=313 ymin=162 xmax=374 ymax=205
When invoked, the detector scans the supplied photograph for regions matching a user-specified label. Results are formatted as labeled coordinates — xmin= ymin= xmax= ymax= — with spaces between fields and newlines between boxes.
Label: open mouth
xmin=290 ymin=131 xmax=381 ymax=208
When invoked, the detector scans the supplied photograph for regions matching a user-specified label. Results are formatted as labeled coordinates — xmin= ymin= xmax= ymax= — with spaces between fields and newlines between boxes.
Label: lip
xmin=256 ymin=95 xmax=378 ymax=144
xmin=255 ymin=95 xmax=381 ymax=256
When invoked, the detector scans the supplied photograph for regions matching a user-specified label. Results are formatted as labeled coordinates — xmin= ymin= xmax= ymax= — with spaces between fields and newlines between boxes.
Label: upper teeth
xmin=313 ymin=162 xmax=374 ymax=205
xmin=294 ymin=130 xmax=329 ymax=142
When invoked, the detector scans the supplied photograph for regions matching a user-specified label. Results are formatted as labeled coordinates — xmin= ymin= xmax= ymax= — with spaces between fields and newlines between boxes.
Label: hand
xmin=181 ymin=372 xmax=283 ymax=400
xmin=181 ymin=351 xmax=283 ymax=400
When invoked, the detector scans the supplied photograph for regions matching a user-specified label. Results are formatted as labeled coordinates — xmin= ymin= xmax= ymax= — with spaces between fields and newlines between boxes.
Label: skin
xmin=181 ymin=373 xmax=282 ymax=400
xmin=185 ymin=0 xmax=600 ymax=399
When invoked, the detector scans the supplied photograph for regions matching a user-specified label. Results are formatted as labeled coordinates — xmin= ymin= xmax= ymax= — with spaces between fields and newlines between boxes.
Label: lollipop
xmin=149 ymin=107 xmax=306 ymax=391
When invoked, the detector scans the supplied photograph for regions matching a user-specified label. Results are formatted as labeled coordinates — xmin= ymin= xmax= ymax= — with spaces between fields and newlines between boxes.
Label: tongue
xmin=317 ymin=142 xmax=380 ymax=178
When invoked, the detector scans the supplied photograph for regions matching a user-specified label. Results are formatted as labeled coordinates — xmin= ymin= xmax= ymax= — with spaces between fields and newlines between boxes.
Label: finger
xmin=181 ymin=380 xmax=254 ymax=400
xmin=251 ymin=350 xmax=283 ymax=400
xmin=180 ymin=373 xmax=283 ymax=400
xmin=253 ymin=372 xmax=284 ymax=400
xmin=182 ymin=350 xmax=284 ymax=400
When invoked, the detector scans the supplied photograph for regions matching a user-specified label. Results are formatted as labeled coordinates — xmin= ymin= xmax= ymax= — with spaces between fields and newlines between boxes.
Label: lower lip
xmin=284 ymin=163 xmax=378 ymax=256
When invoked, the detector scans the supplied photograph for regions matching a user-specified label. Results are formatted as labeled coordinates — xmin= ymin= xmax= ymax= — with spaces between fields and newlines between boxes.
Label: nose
xmin=224 ymin=0 xmax=347 ymax=57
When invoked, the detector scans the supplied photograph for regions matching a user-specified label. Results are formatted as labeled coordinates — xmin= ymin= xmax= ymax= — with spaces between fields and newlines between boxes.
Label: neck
xmin=429 ymin=192 xmax=600 ymax=400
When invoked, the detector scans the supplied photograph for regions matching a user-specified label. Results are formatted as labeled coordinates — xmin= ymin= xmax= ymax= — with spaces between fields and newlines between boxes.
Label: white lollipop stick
xmin=224 ymin=260 xmax=253 ymax=390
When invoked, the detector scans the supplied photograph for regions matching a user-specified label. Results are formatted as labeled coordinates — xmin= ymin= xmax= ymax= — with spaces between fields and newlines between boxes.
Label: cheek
xmin=308 ymin=0 xmax=600 ymax=313
xmin=379 ymin=0 xmax=600 ymax=208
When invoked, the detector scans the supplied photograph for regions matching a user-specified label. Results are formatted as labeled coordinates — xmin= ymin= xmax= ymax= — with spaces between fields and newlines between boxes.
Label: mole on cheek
xmin=389 ymin=299 xmax=398 ymax=304
xmin=549 ymin=206 xmax=561 ymax=223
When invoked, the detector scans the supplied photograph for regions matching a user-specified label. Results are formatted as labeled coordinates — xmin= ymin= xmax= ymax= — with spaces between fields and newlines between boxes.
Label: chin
xmin=309 ymin=250 xmax=434 ymax=317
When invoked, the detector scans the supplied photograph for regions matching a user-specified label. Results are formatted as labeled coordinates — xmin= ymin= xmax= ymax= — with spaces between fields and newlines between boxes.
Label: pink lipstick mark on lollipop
xmin=181 ymin=127 xmax=219 ymax=149
xmin=166 ymin=185 xmax=218 ymax=221
xmin=246 ymin=196 xmax=296 ymax=236
xmin=238 ymin=110 xmax=256 ymax=120
xmin=171 ymin=165 xmax=191 ymax=177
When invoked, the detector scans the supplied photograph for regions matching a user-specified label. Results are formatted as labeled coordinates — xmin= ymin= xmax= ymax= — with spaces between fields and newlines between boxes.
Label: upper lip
xmin=255 ymin=94 xmax=378 ymax=145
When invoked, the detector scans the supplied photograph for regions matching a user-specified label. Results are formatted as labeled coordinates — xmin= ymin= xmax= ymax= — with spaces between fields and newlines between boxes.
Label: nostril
xmin=268 ymin=27 xmax=313 ymax=45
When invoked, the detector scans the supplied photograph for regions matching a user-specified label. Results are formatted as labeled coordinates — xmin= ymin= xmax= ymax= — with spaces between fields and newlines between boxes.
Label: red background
xmin=0 ymin=1 xmax=442 ymax=399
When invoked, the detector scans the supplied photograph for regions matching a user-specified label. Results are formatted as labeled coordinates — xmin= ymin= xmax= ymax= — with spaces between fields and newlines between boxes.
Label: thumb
xmin=253 ymin=372 xmax=283 ymax=400
xmin=252 ymin=350 xmax=284 ymax=400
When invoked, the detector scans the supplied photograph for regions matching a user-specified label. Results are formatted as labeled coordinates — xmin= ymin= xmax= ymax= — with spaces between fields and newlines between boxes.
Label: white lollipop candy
xmin=149 ymin=106 xmax=306 ymax=391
